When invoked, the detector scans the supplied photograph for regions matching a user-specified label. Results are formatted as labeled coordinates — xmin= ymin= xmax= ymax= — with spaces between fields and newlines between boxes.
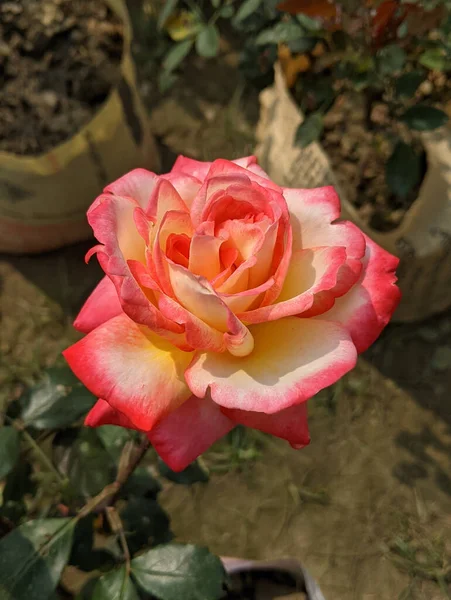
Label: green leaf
xmin=163 ymin=39 xmax=194 ymax=73
xmin=2 ymin=461 xmax=36 ymax=503
xmin=20 ymin=367 xmax=96 ymax=429
xmin=294 ymin=113 xmax=324 ymax=148
xmin=395 ymin=72 xmax=424 ymax=98
xmin=377 ymin=45 xmax=406 ymax=75
xmin=386 ymin=142 xmax=422 ymax=198
xmin=53 ymin=429 xmax=113 ymax=499
xmin=158 ymin=457 xmax=209 ymax=484
xmin=158 ymin=71 xmax=178 ymax=93
xmin=96 ymin=425 xmax=134 ymax=461
xmin=0 ymin=518 xmax=74 ymax=600
xmin=1 ymin=462 xmax=36 ymax=524
xmin=287 ymin=36 xmax=317 ymax=54
xmin=211 ymin=0 xmax=220 ymax=7
xmin=195 ymin=24 xmax=220 ymax=58
xmin=158 ymin=0 xmax=179 ymax=29
xmin=93 ymin=566 xmax=139 ymax=600
xmin=165 ymin=11 xmax=203 ymax=41
xmin=296 ymin=13 xmax=322 ymax=31
xmin=401 ymin=104 xmax=448 ymax=131
xmin=255 ymin=21 xmax=304 ymax=45
xmin=121 ymin=467 xmax=162 ymax=500
xmin=76 ymin=578 xmax=100 ymax=600
xmin=397 ymin=20 xmax=409 ymax=39
xmin=0 ymin=427 xmax=20 ymax=481
xmin=219 ymin=5 xmax=234 ymax=18
xmin=234 ymin=0 xmax=262 ymax=23
xmin=120 ymin=497 xmax=172 ymax=555
xmin=131 ymin=544 xmax=227 ymax=600
xmin=300 ymin=77 xmax=335 ymax=110
xmin=419 ymin=48 xmax=447 ymax=71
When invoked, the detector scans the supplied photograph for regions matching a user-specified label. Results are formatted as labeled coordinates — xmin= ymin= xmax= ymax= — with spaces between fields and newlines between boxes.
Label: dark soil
xmin=321 ymin=92 xmax=427 ymax=232
xmin=0 ymin=0 xmax=123 ymax=156
xmin=223 ymin=570 xmax=306 ymax=599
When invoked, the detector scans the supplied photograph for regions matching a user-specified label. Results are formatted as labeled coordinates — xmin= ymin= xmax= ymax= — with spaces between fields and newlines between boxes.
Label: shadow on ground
xmin=365 ymin=313 xmax=451 ymax=496
xmin=0 ymin=241 xmax=102 ymax=319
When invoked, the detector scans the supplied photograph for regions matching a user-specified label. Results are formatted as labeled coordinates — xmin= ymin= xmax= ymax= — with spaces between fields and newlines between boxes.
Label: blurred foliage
xmin=131 ymin=0 xmax=282 ymax=91
xmin=276 ymin=0 xmax=451 ymax=197
xmin=145 ymin=0 xmax=451 ymax=200
xmin=0 ymin=364 xmax=227 ymax=600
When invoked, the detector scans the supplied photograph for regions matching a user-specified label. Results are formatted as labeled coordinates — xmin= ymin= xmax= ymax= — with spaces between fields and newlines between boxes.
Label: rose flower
xmin=64 ymin=156 xmax=400 ymax=471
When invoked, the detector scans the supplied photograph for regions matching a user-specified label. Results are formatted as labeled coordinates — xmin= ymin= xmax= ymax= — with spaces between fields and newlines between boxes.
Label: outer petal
xmin=74 ymin=276 xmax=122 ymax=334
xmin=87 ymin=193 xmax=184 ymax=337
xmin=222 ymin=402 xmax=310 ymax=448
xmin=170 ymin=156 xmax=212 ymax=181
xmin=85 ymin=399 xmax=140 ymax=430
xmin=205 ymin=159 xmax=281 ymax=191
xmin=185 ymin=317 xmax=357 ymax=414
xmin=240 ymin=246 xmax=346 ymax=324
xmin=283 ymin=187 xmax=365 ymax=259
xmin=232 ymin=156 xmax=273 ymax=180
xmin=284 ymin=186 xmax=366 ymax=305
xmin=161 ymin=173 xmax=202 ymax=209
xmin=317 ymin=236 xmax=401 ymax=353
xmin=148 ymin=395 xmax=235 ymax=472
xmin=170 ymin=155 xmax=271 ymax=184
xmin=147 ymin=178 xmax=189 ymax=233
xmin=89 ymin=193 xmax=146 ymax=263
xmin=63 ymin=314 xmax=194 ymax=431
xmin=104 ymin=168 xmax=157 ymax=210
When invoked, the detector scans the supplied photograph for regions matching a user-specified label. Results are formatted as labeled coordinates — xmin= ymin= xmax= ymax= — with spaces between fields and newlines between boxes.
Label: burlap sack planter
xmin=0 ymin=0 xmax=160 ymax=254
xmin=256 ymin=64 xmax=451 ymax=323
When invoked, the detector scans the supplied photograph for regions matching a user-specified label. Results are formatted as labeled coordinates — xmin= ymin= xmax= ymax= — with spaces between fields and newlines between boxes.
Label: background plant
xmin=0 ymin=363 xmax=228 ymax=600
xmin=134 ymin=0 xmax=282 ymax=91
xmin=266 ymin=0 xmax=451 ymax=199
xmin=150 ymin=0 xmax=451 ymax=201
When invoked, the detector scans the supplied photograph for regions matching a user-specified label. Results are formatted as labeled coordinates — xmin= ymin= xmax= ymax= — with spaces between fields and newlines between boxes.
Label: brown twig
xmin=105 ymin=506 xmax=131 ymax=572
xmin=77 ymin=435 xmax=151 ymax=518
xmin=110 ymin=435 xmax=150 ymax=505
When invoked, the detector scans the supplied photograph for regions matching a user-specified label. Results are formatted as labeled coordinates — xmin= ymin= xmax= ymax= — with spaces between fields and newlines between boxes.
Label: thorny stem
xmin=4 ymin=415 xmax=150 ymax=535
xmin=76 ymin=435 xmax=151 ymax=519
xmin=110 ymin=435 xmax=151 ymax=505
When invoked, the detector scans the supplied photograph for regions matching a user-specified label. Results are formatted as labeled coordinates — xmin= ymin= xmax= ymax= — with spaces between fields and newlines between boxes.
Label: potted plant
xmin=222 ymin=557 xmax=326 ymax=599
xmin=0 ymin=0 xmax=159 ymax=254
xmin=251 ymin=0 xmax=451 ymax=322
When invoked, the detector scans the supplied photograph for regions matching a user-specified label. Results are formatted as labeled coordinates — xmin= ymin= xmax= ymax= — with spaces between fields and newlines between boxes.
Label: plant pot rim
xmin=221 ymin=556 xmax=326 ymax=600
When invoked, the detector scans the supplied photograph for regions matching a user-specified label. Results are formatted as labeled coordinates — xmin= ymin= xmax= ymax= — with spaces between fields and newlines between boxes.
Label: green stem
xmin=9 ymin=418 xmax=66 ymax=486
xmin=76 ymin=482 xmax=121 ymax=521
xmin=106 ymin=507 xmax=131 ymax=572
